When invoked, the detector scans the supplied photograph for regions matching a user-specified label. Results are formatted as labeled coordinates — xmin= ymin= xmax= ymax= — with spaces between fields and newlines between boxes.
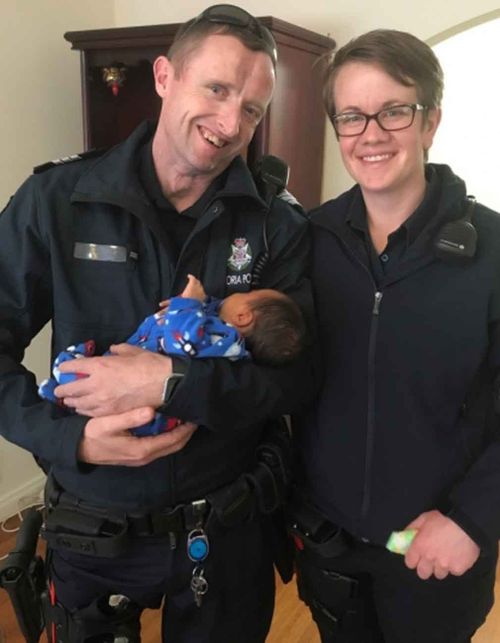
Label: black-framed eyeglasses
xmin=184 ymin=4 xmax=277 ymax=66
xmin=332 ymin=103 xmax=428 ymax=137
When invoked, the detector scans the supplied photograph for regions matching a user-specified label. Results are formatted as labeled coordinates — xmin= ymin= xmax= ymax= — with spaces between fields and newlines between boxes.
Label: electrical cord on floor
xmin=0 ymin=500 xmax=44 ymax=561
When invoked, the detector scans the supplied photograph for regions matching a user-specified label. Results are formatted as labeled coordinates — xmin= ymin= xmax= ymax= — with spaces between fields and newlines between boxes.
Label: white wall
xmin=0 ymin=0 xmax=115 ymax=521
xmin=430 ymin=17 xmax=500 ymax=212
xmin=1 ymin=0 xmax=499 ymax=519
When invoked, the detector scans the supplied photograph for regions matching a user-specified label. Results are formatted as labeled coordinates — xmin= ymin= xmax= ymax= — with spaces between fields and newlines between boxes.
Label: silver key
xmin=190 ymin=566 xmax=209 ymax=607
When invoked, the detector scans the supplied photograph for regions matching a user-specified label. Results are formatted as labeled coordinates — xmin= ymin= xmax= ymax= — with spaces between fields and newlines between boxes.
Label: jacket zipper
xmin=333 ymin=234 xmax=383 ymax=534
xmin=360 ymin=290 xmax=383 ymax=527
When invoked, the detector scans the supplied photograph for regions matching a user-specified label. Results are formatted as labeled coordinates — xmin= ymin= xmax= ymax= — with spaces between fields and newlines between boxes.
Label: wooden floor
xmin=1 ymin=513 xmax=498 ymax=642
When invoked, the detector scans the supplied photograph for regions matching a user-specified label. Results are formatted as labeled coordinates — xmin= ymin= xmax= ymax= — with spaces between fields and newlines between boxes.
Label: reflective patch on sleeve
xmin=73 ymin=242 xmax=129 ymax=263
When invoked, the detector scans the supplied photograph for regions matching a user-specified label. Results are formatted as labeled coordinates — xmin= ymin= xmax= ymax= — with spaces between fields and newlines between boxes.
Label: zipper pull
xmin=373 ymin=291 xmax=383 ymax=315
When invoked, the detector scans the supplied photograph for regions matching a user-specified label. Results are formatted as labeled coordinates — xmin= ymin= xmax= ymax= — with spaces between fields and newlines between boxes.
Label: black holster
xmin=287 ymin=491 xmax=369 ymax=639
xmin=42 ymin=475 xmax=131 ymax=558
xmin=42 ymin=593 xmax=142 ymax=643
xmin=0 ymin=508 xmax=45 ymax=643
xmin=287 ymin=488 xmax=349 ymax=558
xmin=253 ymin=417 xmax=295 ymax=583
xmin=208 ymin=417 xmax=295 ymax=583
xmin=296 ymin=557 xmax=364 ymax=640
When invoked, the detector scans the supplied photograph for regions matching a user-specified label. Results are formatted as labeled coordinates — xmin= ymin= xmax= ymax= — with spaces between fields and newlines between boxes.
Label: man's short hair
xmin=246 ymin=293 xmax=306 ymax=366
xmin=323 ymin=29 xmax=444 ymax=120
xmin=168 ymin=7 xmax=277 ymax=75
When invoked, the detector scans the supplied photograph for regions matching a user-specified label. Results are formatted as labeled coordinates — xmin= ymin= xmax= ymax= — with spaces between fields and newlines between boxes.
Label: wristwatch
xmin=158 ymin=358 xmax=188 ymax=411
xmin=160 ymin=372 xmax=184 ymax=405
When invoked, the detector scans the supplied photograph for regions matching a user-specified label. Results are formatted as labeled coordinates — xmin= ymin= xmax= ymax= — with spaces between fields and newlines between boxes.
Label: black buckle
xmin=128 ymin=500 xmax=209 ymax=536
xmin=149 ymin=508 xmax=184 ymax=535
xmin=183 ymin=499 xmax=209 ymax=531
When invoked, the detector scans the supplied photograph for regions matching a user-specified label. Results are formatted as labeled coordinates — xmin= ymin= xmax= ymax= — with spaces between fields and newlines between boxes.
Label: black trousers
xmin=49 ymin=517 xmax=275 ymax=643
xmin=296 ymin=538 xmax=497 ymax=643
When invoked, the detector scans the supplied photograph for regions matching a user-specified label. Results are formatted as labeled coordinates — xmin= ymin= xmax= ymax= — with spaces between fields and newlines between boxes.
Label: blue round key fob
xmin=187 ymin=529 xmax=209 ymax=562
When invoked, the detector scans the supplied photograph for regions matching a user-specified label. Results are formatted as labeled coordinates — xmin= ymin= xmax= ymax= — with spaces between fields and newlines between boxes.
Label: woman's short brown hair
xmin=323 ymin=29 xmax=444 ymax=119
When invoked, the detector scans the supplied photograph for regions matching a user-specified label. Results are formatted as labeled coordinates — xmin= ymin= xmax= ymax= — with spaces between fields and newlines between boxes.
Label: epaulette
xmin=33 ymin=148 xmax=106 ymax=174
xmin=277 ymin=188 xmax=306 ymax=215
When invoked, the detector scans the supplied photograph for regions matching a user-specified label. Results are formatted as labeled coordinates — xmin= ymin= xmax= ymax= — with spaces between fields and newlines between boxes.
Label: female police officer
xmin=294 ymin=29 xmax=500 ymax=643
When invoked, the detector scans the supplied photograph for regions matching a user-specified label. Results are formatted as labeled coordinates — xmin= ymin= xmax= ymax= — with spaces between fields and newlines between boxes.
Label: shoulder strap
xmin=33 ymin=148 xmax=106 ymax=174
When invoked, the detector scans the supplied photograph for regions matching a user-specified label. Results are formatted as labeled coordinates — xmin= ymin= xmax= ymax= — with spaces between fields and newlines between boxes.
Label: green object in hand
xmin=386 ymin=529 xmax=417 ymax=555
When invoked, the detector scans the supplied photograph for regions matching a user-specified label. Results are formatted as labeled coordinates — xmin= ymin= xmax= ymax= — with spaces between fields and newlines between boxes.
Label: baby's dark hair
xmin=245 ymin=293 xmax=306 ymax=365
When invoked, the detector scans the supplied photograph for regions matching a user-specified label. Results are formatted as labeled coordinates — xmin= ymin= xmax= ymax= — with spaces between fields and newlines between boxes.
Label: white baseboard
xmin=0 ymin=473 xmax=46 ymax=522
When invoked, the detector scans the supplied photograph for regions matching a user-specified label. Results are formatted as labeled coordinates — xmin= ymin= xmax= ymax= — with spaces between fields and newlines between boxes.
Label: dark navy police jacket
xmin=297 ymin=164 xmax=500 ymax=550
xmin=0 ymin=121 xmax=313 ymax=512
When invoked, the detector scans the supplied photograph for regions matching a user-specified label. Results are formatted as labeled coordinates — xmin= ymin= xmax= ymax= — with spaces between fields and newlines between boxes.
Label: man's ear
xmin=153 ymin=56 xmax=173 ymax=98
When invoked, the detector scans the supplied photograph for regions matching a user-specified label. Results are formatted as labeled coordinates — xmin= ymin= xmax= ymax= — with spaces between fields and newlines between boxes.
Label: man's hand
xmin=78 ymin=407 xmax=198 ymax=466
xmin=404 ymin=510 xmax=480 ymax=580
xmin=55 ymin=344 xmax=172 ymax=416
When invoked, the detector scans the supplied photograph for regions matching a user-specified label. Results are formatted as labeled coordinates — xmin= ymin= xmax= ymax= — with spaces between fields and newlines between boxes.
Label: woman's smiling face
xmin=332 ymin=61 xmax=440 ymax=200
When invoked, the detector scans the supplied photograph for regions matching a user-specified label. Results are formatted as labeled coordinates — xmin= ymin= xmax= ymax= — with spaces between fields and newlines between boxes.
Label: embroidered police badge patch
xmin=227 ymin=238 xmax=252 ymax=271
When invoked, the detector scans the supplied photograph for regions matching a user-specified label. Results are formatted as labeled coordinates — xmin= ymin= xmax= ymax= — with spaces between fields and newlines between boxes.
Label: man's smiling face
xmin=154 ymin=33 xmax=275 ymax=180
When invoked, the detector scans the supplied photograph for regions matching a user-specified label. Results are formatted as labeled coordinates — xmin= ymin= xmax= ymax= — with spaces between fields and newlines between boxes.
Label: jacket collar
xmin=311 ymin=164 xmax=467 ymax=238
xmin=70 ymin=120 xmax=267 ymax=214
xmin=310 ymin=164 xmax=470 ymax=285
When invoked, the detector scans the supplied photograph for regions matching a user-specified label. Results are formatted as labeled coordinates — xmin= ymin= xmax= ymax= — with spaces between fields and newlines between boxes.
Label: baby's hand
xmin=181 ymin=274 xmax=206 ymax=301
xmin=157 ymin=299 xmax=170 ymax=315
xmin=158 ymin=275 xmax=206 ymax=313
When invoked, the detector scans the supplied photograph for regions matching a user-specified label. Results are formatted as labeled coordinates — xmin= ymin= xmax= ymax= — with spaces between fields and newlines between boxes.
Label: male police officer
xmin=0 ymin=5 xmax=312 ymax=642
